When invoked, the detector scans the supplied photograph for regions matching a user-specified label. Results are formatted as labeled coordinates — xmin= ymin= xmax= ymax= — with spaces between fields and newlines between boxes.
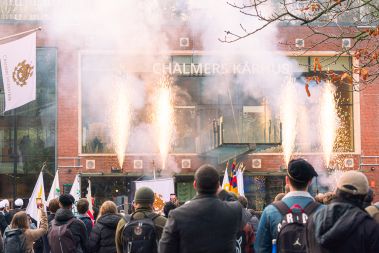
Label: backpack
xmin=272 ymin=201 xmax=320 ymax=253
xmin=122 ymin=211 xmax=159 ymax=253
xmin=48 ymin=218 xmax=77 ymax=253
xmin=4 ymin=228 xmax=26 ymax=253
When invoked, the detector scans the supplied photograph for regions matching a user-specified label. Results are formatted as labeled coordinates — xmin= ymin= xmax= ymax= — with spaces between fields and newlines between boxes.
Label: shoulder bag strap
xmin=272 ymin=201 xmax=290 ymax=215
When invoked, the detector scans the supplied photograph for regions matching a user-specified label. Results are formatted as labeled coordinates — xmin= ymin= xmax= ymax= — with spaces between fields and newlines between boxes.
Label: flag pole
xmin=0 ymin=27 xmax=42 ymax=42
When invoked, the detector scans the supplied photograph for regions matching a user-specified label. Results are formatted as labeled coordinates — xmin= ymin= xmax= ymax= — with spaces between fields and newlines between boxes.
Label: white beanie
xmin=0 ymin=200 xmax=5 ymax=209
xmin=3 ymin=199 xmax=9 ymax=208
xmin=15 ymin=198 xmax=23 ymax=207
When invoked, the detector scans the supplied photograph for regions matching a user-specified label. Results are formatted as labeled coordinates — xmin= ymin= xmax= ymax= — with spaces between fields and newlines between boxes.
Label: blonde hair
xmin=98 ymin=201 xmax=117 ymax=220
xmin=11 ymin=211 xmax=29 ymax=230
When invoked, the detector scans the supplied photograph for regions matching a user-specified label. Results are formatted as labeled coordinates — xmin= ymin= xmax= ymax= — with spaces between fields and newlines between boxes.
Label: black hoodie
xmin=51 ymin=208 xmax=89 ymax=253
xmin=306 ymin=200 xmax=379 ymax=253
xmin=89 ymin=213 xmax=122 ymax=253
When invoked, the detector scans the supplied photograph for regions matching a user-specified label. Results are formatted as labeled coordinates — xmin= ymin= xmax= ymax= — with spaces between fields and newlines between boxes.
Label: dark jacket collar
xmin=193 ymin=193 xmax=218 ymax=200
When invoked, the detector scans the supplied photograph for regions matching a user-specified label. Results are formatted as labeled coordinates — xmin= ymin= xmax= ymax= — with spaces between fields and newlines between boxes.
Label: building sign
xmin=153 ymin=62 xmax=291 ymax=76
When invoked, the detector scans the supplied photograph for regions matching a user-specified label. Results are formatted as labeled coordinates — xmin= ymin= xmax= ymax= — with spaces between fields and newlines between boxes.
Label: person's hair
xmin=238 ymin=195 xmax=248 ymax=208
xmin=335 ymin=189 xmax=366 ymax=208
xmin=98 ymin=201 xmax=117 ymax=220
xmin=10 ymin=211 xmax=29 ymax=230
xmin=274 ymin=193 xmax=286 ymax=202
xmin=194 ymin=164 xmax=220 ymax=194
xmin=59 ymin=194 xmax=74 ymax=208
xmin=323 ymin=192 xmax=336 ymax=205
xmin=48 ymin=198 xmax=60 ymax=213
xmin=77 ymin=198 xmax=89 ymax=214
xmin=288 ymin=176 xmax=309 ymax=190
xmin=218 ymin=189 xmax=238 ymax=202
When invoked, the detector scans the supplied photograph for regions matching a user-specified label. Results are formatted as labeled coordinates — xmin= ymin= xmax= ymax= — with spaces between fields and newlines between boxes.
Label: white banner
xmin=237 ymin=170 xmax=245 ymax=196
xmin=0 ymin=32 xmax=36 ymax=112
xmin=134 ymin=178 xmax=175 ymax=203
xmin=47 ymin=170 xmax=60 ymax=204
xmin=26 ymin=172 xmax=46 ymax=225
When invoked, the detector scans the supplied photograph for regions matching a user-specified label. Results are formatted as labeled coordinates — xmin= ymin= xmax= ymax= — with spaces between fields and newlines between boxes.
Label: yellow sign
xmin=13 ymin=60 xmax=34 ymax=87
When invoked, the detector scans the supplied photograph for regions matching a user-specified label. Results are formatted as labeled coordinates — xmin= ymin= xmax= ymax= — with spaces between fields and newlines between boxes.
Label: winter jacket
xmin=115 ymin=207 xmax=167 ymax=253
xmin=5 ymin=210 xmax=48 ymax=253
xmin=0 ymin=229 xmax=3 ymax=253
xmin=50 ymin=208 xmax=88 ymax=253
xmin=306 ymin=200 xmax=379 ymax=253
xmin=159 ymin=193 xmax=243 ymax=253
xmin=42 ymin=213 xmax=55 ymax=253
xmin=89 ymin=213 xmax=122 ymax=253
xmin=6 ymin=208 xmax=23 ymax=224
xmin=255 ymin=191 xmax=323 ymax=253
xmin=78 ymin=214 xmax=93 ymax=238
xmin=0 ymin=212 xmax=7 ymax=235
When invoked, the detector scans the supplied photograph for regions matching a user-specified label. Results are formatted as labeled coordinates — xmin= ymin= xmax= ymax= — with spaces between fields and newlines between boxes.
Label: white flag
xmin=237 ymin=170 xmax=245 ymax=196
xmin=221 ymin=168 xmax=230 ymax=191
xmin=47 ymin=170 xmax=60 ymax=204
xmin=86 ymin=179 xmax=93 ymax=213
xmin=0 ymin=32 xmax=36 ymax=112
xmin=70 ymin=174 xmax=81 ymax=202
xmin=69 ymin=174 xmax=81 ymax=215
xmin=26 ymin=172 xmax=46 ymax=225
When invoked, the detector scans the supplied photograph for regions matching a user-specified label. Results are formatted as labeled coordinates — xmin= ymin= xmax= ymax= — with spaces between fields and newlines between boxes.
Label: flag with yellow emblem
xmin=0 ymin=32 xmax=36 ymax=112
xmin=26 ymin=171 xmax=46 ymax=225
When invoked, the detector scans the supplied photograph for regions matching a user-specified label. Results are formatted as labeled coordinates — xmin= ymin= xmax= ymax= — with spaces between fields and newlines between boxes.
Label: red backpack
xmin=48 ymin=218 xmax=77 ymax=253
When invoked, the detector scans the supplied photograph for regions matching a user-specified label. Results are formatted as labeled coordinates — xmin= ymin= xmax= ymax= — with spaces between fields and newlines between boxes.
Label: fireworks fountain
xmin=320 ymin=81 xmax=338 ymax=168
xmin=155 ymin=76 xmax=174 ymax=170
xmin=281 ymin=77 xmax=297 ymax=166
xmin=111 ymin=77 xmax=132 ymax=169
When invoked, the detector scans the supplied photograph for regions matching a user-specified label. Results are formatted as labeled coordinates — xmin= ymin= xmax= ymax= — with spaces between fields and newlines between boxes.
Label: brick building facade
xmin=1 ymin=18 xmax=378 ymax=208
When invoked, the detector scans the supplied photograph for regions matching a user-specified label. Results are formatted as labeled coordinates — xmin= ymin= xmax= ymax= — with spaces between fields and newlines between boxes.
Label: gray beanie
xmin=134 ymin=187 xmax=155 ymax=205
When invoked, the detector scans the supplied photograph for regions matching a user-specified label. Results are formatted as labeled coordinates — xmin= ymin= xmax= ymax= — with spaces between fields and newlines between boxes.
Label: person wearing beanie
xmin=48 ymin=193 xmax=89 ymax=253
xmin=7 ymin=198 xmax=25 ymax=224
xmin=255 ymin=158 xmax=322 ymax=253
xmin=307 ymin=170 xmax=379 ymax=253
xmin=115 ymin=187 xmax=167 ymax=253
xmin=159 ymin=164 xmax=244 ymax=253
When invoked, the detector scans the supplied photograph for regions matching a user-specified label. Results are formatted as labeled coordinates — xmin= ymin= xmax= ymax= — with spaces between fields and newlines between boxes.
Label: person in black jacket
xmin=0 ymin=201 xmax=8 ymax=235
xmin=89 ymin=201 xmax=121 ymax=253
xmin=306 ymin=170 xmax=379 ymax=253
xmin=49 ymin=194 xmax=89 ymax=253
xmin=43 ymin=198 xmax=60 ymax=253
xmin=6 ymin=198 xmax=24 ymax=224
xmin=77 ymin=198 xmax=93 ymax=238
xmin=159 ymin=164 xmax=243 ymax=253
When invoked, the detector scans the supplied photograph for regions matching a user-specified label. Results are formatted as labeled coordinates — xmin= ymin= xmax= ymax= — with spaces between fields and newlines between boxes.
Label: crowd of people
xmin=0 ymin=159 xmax=378 ymax=253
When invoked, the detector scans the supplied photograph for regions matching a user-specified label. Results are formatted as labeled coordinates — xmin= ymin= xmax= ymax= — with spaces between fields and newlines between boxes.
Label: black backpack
xmin=272 ymin=201 xmax=320 ymax=253
xmin=122 ymin=211 xmax=159 ymax=253
xmin=4 ymin=228 xmax=26 ymax=253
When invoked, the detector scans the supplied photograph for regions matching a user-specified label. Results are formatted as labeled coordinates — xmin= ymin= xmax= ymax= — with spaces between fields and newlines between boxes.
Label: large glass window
xmin=81 ymin=54 xmax=354 ymax=155
xmin=0 ymin=48 xmax=57 ymax=199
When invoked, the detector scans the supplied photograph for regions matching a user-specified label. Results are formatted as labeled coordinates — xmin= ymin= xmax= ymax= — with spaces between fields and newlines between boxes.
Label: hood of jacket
xmin=97 ymin=213 xmax=122 ymax=229
xmin=54 ymin=208 xmax=75 ymax=224
xmin=312 ymin=201 xmax=369 ymax=249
